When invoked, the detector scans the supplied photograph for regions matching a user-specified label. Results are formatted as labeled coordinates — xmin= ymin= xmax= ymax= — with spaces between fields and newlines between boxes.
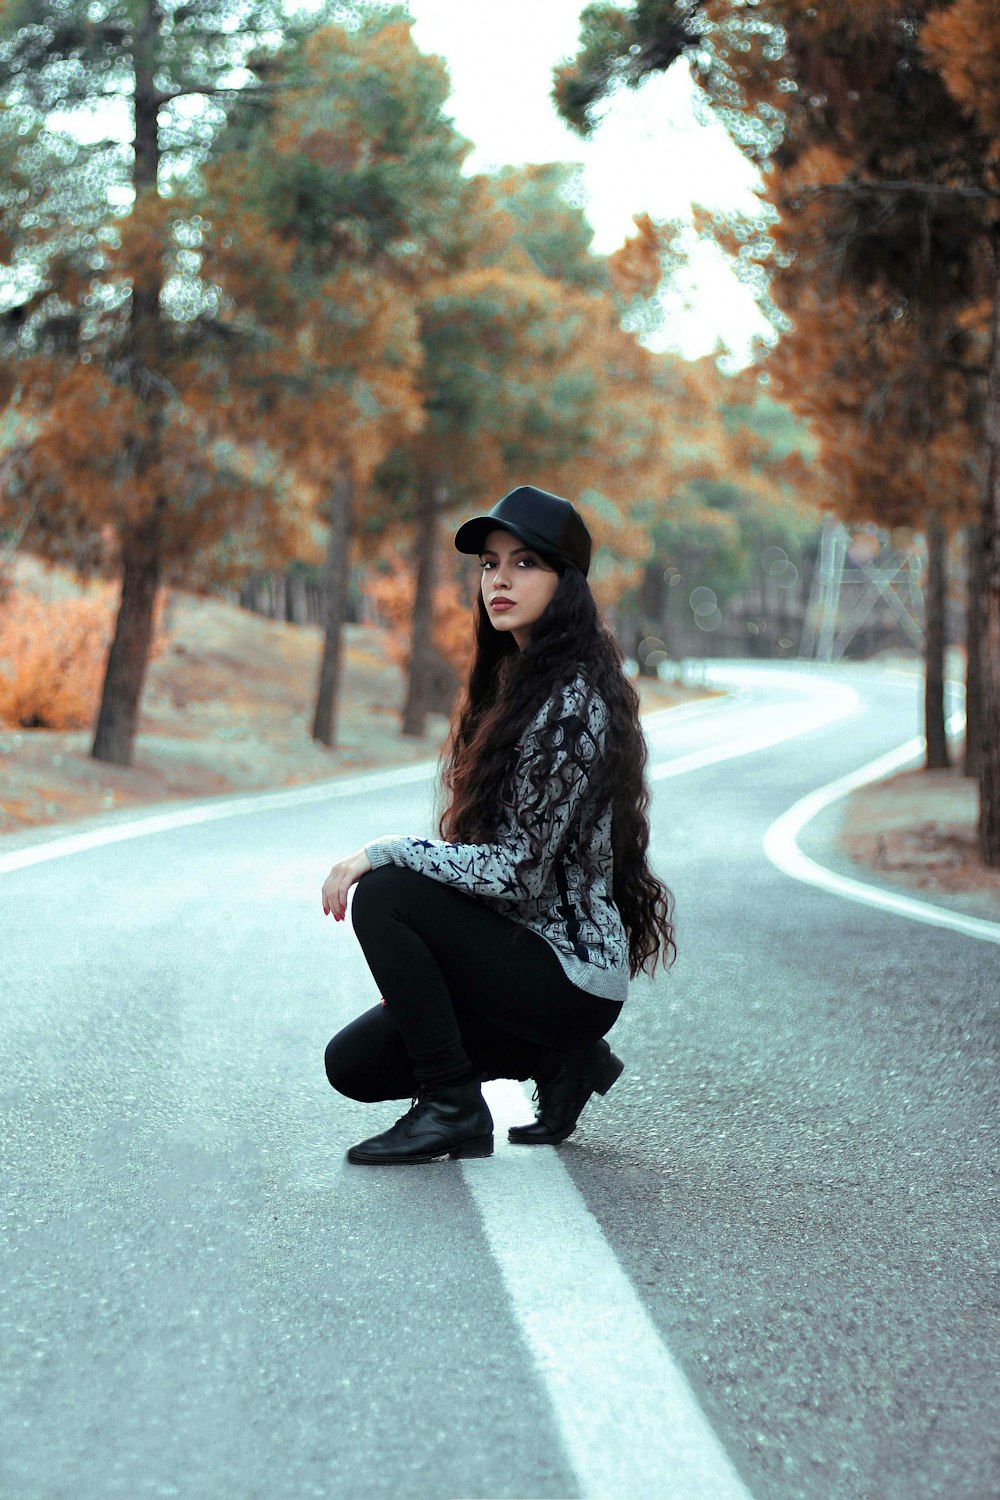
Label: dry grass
xmin=840 ymin=762 xmax=1000 ymax=919
xmin=0 ymin=559 xmax=450 ymax=834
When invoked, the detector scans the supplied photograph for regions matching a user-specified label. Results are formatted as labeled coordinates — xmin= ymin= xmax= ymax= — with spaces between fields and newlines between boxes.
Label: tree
xmin=615 ymin=363 xmax=823 ymax=663
xmin=0 ymin=0 xmax=368 ymax=766
xmin=385 ymin=165 xmax=804 ymax=735
xmin=556 ymin=1 xmax=1000 ymax=855
xmin=921 ymin=0 xmax=1000 ymax=858
xmin=200 ymin=12 xmax=469 ymax=747
xmin=386 ymin=167 xmax=707 ymax=736
xmin=395 ymin=251 xmax=605 ymax=736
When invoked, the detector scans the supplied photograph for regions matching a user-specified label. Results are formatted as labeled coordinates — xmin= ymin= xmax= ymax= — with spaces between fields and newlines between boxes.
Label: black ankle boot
xmin=347 ymin=1081 xmax=494 ymax=1164
xmin=507 ymin=1039 xmax=623 ymax=1146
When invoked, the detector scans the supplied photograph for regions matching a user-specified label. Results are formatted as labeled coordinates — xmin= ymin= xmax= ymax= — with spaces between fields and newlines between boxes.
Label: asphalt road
xmin=1 ymin=662 xmax=996 ymax=1500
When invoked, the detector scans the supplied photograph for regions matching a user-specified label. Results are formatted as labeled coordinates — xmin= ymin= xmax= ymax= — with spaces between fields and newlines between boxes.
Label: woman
xmin=322 ymin=484 xmax=675 ymax=1165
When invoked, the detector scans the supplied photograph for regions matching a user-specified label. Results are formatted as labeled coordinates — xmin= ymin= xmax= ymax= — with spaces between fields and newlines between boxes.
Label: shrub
xmin=365 ymin=553 xmax=475 ymax=682
xmin=0 ymin=587 xmax=116 ymax=729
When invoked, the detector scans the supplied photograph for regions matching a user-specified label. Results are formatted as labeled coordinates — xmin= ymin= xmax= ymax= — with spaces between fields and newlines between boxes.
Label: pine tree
xmin=922 ymin=0 xmax=1000 ymax=856
xmin=0 ymin=0 xmax=364 ymax=765
xmin=557 ymin=1 xmax=1000 ymax=855
xmin=201 ymin=11 xmax=469 ymax=747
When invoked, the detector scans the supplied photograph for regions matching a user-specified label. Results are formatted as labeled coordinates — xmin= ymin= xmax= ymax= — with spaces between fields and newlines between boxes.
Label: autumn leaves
xmin=0 ymin=6 xmax=769 ymax=768
xmin=556 ymin=0 xmax=1000 ymax=860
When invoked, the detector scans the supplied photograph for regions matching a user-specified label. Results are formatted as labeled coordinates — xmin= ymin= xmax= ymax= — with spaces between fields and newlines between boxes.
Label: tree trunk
xmin=91 ymin=531 xmax=161 ymax=766
xmin=426 ymin=645 xmax=460 ymax=717
xmin=90 ymin=2 xmax=166 ymax=770
xmin=312 ymin=466 xmax=354 ymax=748
xmin=979 ymin=255 xmax=1000 ymax=865
xmin=923 ymin=509 xmax=950 ymax=770
xmin=402 ymin=475 xmax=441 ymax=738
xmin=130 ymin=2 xmax=163 ymax=366
xmin=963 ymin=521 xmax=984 ymax=778
xmin=285 ymin=570 xmax=307 ymax=625
xmin=638 ymin=559 xmax=667 ymax=675
xmin=613 ymin=608 xmax=642 ymax=666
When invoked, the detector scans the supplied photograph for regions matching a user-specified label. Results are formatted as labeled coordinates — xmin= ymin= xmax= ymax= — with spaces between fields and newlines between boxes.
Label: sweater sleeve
xmin=363 ymin=681 xmax=608 ymax=903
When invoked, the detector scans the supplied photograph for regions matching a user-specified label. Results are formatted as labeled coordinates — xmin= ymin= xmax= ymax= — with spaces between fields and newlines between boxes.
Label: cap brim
xmin=454 ymin=516 xmax=560 ymax=561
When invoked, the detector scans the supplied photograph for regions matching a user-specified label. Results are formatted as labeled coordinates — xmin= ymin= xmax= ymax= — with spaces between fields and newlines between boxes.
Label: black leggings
xmin=324 ymin=864 xmax=622 ymax=1101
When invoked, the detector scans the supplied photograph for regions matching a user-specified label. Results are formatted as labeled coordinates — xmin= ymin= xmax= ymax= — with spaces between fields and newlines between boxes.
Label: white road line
xmin=763 ymin=715 xmax=1000 ymax=946
xmin=650 ymin=675 xmax=861 ymax=781
xmin=0 ymin=760 xmax=439 ymax=876
xmin=0 ymin=666 xmax=865 ymax=871
xmin=467 ymin=1080 xmax=754 ymax=1500
xmin=640 ymin=689 xmax=745 ymax=732
xmin=0 ymin=694 xmax=725 ymax=876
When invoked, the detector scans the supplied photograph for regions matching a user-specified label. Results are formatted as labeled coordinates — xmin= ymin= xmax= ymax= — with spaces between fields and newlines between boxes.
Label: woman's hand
xmin=322 ymin=849 xmax=373 ymax=921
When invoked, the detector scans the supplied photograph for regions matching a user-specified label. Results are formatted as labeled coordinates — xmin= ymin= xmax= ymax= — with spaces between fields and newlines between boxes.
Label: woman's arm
xmin=364 ymin=684 xmax=608 ymax=903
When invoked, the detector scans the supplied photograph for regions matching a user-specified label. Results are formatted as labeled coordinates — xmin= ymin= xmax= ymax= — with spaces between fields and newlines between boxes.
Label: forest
xmin=0 ymin=0 xmax=997 ymax=863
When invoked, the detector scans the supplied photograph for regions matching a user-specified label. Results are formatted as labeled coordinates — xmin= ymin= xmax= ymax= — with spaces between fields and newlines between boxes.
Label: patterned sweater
xmin=363 ymin=675 xmax=630 ymax=1003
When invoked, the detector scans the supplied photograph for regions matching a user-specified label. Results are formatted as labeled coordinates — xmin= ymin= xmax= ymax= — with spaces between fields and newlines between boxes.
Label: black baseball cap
xmin=454 ymin=485 xmax=592 ymax=577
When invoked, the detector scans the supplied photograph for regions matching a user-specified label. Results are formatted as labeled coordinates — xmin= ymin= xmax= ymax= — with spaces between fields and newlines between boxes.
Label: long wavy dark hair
xmin=439 ymin=562 xmax=675 ymax=977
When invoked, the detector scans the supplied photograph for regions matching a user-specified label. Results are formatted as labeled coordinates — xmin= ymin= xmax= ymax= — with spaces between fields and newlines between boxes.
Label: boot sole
xmin=508 ymin=1051 xmax=624 ymax=1145
xmin=347 ymin=1134 xmax=494 ymax=1165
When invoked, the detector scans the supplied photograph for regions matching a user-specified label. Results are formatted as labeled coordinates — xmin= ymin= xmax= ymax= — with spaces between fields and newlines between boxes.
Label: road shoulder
xmin=835 ymin=763 xmax=1000 ymax=923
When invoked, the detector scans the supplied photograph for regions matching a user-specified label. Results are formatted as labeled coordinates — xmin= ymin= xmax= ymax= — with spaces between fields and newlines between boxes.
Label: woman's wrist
xmin=363 ymin=838 xmax=399 ymax=870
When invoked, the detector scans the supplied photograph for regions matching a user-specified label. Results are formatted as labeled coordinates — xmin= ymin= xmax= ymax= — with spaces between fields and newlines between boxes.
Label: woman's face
xmin=480 ymin=527 xmax=560 ymax=648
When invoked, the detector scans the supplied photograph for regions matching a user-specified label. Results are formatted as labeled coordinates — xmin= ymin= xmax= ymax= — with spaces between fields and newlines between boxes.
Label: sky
xmin=401 ymin=0 xmax=771 ymax=361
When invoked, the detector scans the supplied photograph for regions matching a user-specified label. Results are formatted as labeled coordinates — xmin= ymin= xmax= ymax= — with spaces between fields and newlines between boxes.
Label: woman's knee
xmin=351 ymin=861 xmax=403 ymax=921
xmin=351 ymin=862 xmax=423 ymax=936
xmin=324 ymin=1007 xmax=415 ymax=1103
xmin=324 ymin=1032 xmax=384 ymax=1102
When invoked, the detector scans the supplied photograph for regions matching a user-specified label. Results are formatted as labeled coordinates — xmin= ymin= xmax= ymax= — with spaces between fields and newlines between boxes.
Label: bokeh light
xmin=689 ymin=586 xmax=718 ymax=617
xmin=847 ymin=532 xmax=881 ymax=564
xmin=760 ymin=547 xmax=798 ymax=587
xmin=638 ymin=634 xmax=672 ymax=670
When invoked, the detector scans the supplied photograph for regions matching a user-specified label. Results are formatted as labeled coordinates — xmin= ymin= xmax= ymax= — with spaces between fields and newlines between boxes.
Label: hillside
xmin=0 ymin=558 xmax=699 ymax=835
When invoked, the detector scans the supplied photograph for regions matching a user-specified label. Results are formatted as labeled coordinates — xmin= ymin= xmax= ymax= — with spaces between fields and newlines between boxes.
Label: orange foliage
xmin=767 ymin=272 xmax=982 ymax=530
xmin=105 ymin=188 xmax=175 ymax=299
xmin=608 ymin=214 xmax=664 ymax=300
xmin=923 ymin=0 xmax=1000 ymax=136
xmin=0 ymin=588 xmax=114 ymax=729
xmin=557 ymin=1 xmax=996 ymax=542
xmin=0 ymin=586 xmax=167 ymax=730
xmin=731 ymin=9 xmax=995 ymax=536
xmin=15 ymin=363 xmax=146 ymax=525
xmin=409 ymin=228 xmax=755 ymax=605
xmin=365 ymin=551 xmax=475 ymax=680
